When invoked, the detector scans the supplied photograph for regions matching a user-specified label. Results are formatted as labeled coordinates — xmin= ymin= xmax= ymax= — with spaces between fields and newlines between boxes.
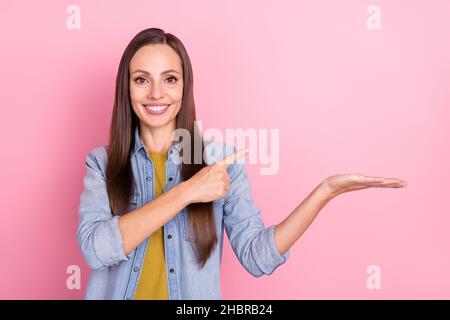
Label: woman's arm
xmin=118 ymin=182 xmax=191 ymax=255
xmin=274 ymin=180 xmax=333 ymax=256
xmin=274 ymin=174 xmax=407 ymax=255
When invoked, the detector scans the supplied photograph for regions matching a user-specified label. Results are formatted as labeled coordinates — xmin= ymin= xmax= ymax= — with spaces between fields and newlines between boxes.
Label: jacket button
xmin=133 ymin=266 xmax=139 ymax=272
xmin=146 ymin=176 xmax=152 ymax=181
xmin=168 ymin=176 xmax=173 ymax=182
xmin=167 ymin=234 xmax=172 ymax=239
xmin=169 ymin=268 xmax=175 ymax=273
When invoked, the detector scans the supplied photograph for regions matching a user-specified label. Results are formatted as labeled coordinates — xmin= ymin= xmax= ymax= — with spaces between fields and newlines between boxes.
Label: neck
xmin=139 ymin=121 xmax=176 ymax=154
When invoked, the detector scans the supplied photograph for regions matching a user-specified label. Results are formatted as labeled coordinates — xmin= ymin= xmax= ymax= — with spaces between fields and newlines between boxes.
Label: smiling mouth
xmin=143 ymin=104 xmax=171 ymax=115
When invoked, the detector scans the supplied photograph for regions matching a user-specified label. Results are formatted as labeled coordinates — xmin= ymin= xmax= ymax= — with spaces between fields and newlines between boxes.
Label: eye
xmin=134 ymin=76 xmax=148 ymax=85
xmin=166 ymin=76 xmax=178 ymax=84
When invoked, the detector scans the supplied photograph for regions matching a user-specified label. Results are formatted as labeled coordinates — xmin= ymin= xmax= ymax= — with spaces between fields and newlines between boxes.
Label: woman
xmin=77 ymin=27 xmax=407 ymax=300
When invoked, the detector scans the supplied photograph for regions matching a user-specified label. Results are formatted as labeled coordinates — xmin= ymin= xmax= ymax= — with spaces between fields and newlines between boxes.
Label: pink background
xmin=0 ymin=0 xmax=449 ymax=299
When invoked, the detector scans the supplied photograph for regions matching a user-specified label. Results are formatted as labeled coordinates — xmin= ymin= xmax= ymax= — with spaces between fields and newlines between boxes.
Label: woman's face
xmin=129 ymin=44 xmax=184 ymax=130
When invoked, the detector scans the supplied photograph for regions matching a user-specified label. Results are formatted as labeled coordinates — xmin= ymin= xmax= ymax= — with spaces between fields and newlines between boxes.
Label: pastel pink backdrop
xmin=0 ymin=0 xmax=449 ymax=299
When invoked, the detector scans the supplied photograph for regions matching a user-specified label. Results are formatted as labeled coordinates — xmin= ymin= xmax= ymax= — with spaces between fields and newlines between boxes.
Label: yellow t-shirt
xmin=133 ymin=150 xmax=169 ymax=300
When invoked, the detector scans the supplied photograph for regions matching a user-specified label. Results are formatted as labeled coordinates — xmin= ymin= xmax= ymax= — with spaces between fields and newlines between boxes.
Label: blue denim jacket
xmin=77 ymin=126 xmax=290 ymax=300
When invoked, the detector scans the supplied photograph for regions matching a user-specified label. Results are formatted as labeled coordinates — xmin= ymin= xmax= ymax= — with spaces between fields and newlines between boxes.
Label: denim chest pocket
xmin=181 ymin=199 xmax=225 ymax=241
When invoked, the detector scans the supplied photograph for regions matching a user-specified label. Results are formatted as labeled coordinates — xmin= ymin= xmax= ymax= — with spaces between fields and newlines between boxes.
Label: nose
xmin=148 ymin=82 xmax=164 ymax=100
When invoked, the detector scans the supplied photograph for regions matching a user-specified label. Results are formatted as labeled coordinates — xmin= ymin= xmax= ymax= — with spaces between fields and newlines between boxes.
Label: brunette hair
xmin=106 ymin=27 xmax=216 ymax=268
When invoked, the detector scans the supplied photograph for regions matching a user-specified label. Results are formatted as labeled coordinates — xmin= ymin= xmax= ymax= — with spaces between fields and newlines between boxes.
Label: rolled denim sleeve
xmin=77 ymin=147 xmax=130 ymax=271
xmin=223 ymin=145 xmax=290 ymax=278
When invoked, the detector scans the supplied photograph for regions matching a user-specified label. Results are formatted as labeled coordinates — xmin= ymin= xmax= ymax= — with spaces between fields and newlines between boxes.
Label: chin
xmin=141 ymin=116 xmax=177 ymax=129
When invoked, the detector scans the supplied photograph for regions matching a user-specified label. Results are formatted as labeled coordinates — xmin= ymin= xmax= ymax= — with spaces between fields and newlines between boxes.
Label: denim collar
xmin=132 ymin=125 xmax=181 ymax=159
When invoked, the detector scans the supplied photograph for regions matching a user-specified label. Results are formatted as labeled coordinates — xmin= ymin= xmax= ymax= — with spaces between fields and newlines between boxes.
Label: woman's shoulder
xmin=87 ymin=145 xmax=108 ymax=161
xmin=85 ymin=145 xmax=109 ymax=173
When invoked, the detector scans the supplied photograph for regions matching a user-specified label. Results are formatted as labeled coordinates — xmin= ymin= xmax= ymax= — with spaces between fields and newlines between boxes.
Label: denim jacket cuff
xmin=255 ymin=224 xmax=290 ymax=275
xmin=268 ymin=224 xmax=290 ymax=263
xmin=93 ymin=215 xmax=130 ymax=267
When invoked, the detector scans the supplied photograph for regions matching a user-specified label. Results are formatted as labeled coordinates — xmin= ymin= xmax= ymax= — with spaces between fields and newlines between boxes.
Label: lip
xmin=143 ymin=103 xmax=171 ymax=115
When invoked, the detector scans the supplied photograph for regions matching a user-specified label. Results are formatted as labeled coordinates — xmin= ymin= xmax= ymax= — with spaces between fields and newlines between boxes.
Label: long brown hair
xmin=106 ymin=27 xmax=217 ymax=268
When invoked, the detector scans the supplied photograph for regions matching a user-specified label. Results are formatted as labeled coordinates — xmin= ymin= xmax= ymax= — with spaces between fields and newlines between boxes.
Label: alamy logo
xmin=172 ymin=121 xmax=280 ymax=175
xmin=66 ymin=265 xmax=81 ymax=290
xmin=366 ymin=264 xmax=382 ymax=290
xmin=367 ymin=5 xmax=381 ymax=30
xmin=66 ymin=5 xmax=81 ymax=30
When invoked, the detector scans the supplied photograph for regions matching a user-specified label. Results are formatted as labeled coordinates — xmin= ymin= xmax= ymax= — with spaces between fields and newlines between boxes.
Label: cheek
xmin=171 ymin=86 xmax=183 ymax=102
xmin=129 ymin=84 xmax=146 ymax=101
xmin=129 ymin=85 xmax=137 ymax=101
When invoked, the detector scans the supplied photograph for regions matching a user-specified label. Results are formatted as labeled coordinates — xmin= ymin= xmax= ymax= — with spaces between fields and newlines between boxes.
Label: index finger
xmin=216 ymin=148 xmax=249 ymax=167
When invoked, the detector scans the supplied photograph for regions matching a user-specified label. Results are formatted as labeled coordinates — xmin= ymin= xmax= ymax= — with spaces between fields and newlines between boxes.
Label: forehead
xmin=130 ymin=44 xmax=182 ymax=73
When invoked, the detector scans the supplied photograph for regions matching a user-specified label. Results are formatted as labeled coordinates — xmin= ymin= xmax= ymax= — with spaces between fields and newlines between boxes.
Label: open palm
xmin=325 ymin=173 xmax=408 ymax=199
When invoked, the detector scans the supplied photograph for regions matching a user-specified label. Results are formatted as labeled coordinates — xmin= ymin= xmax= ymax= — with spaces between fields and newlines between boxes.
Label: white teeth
xmin=145 ymin=105 xmax=169 ymax=111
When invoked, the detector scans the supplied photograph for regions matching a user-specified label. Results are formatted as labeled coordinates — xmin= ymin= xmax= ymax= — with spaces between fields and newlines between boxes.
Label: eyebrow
xmin=131 ymin=69 xmax=180 ymax=76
